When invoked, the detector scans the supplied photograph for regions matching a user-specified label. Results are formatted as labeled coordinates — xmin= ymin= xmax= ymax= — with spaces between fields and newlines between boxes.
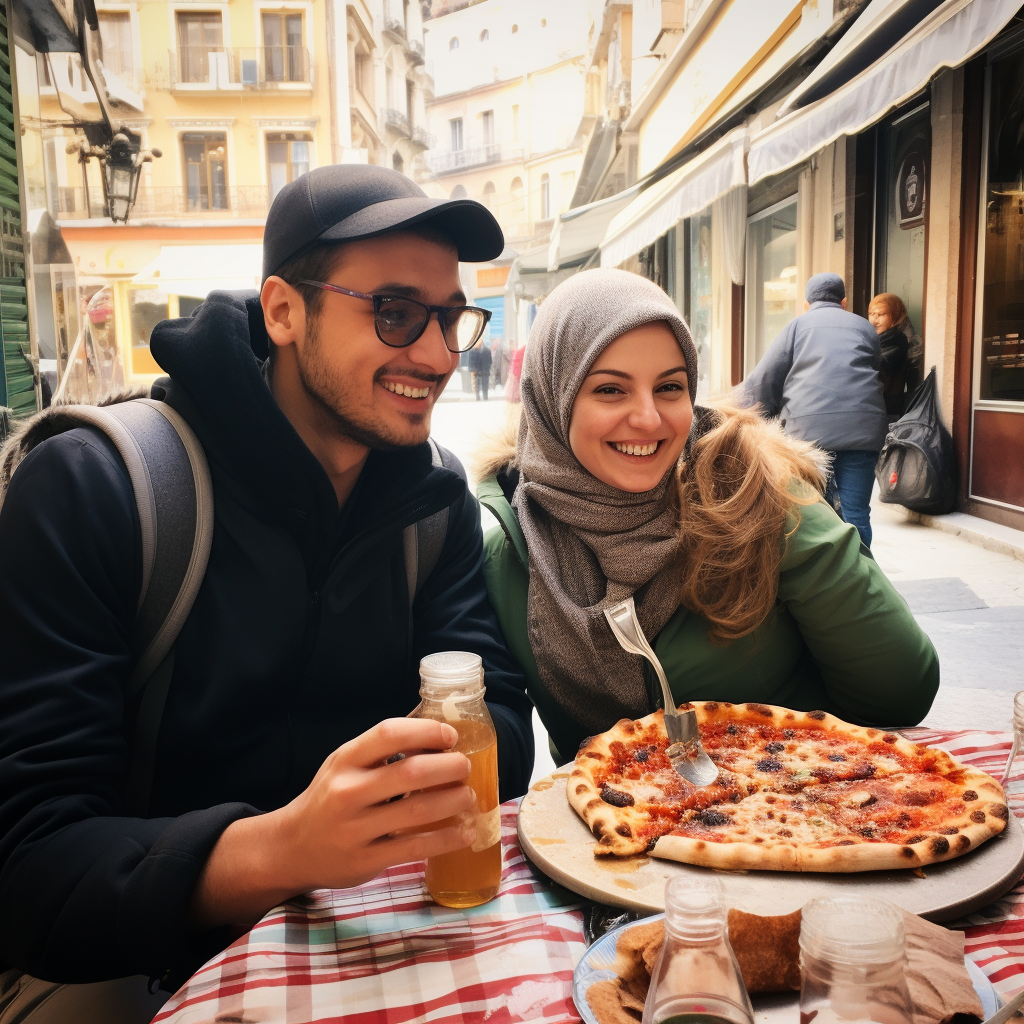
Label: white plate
xmin=572 ymin=913 xmax=1000 ymax=1024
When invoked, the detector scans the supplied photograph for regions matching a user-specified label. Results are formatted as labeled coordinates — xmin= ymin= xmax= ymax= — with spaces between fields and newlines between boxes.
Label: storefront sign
xmin=897 ymin=150 xmax=927 ymax=228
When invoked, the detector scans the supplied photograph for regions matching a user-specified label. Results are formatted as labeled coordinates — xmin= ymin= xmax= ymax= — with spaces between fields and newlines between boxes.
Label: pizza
xmin=567 ymin=701 xmax=1009 ymax=872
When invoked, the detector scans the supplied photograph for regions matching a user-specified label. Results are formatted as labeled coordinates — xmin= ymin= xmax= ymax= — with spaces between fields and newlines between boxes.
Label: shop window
xmin=176 ymin=12 xmax=223 ymax=84
xmin=262 ymin=11 xmax=305 ymax=83
xmin=182 ymin=132 xmax=228 ymax=210
xmin=875 ymin=105 xmax=929 ymax=344
xmin=745 ymin=198 xmax=798 ymax=373
xmin=267 ymin=132 xmax=311 ymax=200
xmin=98 ymin=12 xmax=133 ymax=79
xmin=979 ymin=52 xmax=1024 ymax=402
xmin=450 ymin=117 xmax=463 ymax=152
xmin=129 ymin=287 xmax=169 ymax=376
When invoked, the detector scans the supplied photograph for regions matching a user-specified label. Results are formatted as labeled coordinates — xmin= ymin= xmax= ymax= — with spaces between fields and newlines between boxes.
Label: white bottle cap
xmin=419 ymin=651 xmax=484 ymax=690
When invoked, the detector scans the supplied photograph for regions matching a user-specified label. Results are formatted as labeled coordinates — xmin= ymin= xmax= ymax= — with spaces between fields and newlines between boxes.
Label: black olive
xmin=765 ymin=741 xmax=784 ymax=754
xmin=756 ymin=757 xmax=783 ymax=772
xmin=696 ymin=809 xmax=730 ymax=827
xmin=600 ymin=785 xmax=635 ymax=807
xmin=635 ymin=748 xmax=649 ymax=763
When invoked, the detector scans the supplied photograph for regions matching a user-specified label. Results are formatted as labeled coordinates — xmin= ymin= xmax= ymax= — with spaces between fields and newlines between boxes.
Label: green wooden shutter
xmin=0 ymin=5 xmax=33 ymax=422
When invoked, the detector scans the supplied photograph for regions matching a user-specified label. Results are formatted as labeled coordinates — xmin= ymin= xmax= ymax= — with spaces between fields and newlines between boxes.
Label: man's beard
xmin=295 ymin=314 xmax=438 ymax=450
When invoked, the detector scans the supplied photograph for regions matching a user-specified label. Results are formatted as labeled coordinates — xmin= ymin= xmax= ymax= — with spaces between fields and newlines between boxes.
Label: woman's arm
xmin=777 ymin=499 xmax=939 ymax=727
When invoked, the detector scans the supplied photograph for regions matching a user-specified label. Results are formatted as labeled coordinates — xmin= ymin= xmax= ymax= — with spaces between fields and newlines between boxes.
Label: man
xmin=743 ymin=272 xmax=887 ymax=546
xmin=469 ymin=339 xmax=492 ymax=401
xmin=0 ymin=165 xmax=533 ymax=1020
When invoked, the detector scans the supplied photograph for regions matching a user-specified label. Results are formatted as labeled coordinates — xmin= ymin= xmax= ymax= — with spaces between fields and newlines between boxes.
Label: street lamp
xmin=67 ymin=131 xmax=162 ymax=224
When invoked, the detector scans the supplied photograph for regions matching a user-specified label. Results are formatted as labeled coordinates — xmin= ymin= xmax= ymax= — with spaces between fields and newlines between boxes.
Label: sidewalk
xmin=871 ymin=497 xmax=1023 ymax=735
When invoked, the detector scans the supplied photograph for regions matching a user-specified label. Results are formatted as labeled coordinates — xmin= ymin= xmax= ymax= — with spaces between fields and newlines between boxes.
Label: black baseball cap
xmin=261 ymin=164 xmax=505 ymax=281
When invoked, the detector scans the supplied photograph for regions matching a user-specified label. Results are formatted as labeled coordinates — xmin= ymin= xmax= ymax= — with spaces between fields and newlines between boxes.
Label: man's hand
xmin=189 ymin=719 xmax=475 ymax=931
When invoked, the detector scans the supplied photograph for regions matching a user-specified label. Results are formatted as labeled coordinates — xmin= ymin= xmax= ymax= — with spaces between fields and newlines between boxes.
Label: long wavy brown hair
xmin=471 ymin=400 xmax=828 ymax=645
xmin=675 ymin=401 xmax=826 ymax=644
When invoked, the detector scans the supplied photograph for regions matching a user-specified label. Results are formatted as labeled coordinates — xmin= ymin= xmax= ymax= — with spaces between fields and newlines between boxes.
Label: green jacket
xmin=478 ymin=474 xmax=940 ymax=764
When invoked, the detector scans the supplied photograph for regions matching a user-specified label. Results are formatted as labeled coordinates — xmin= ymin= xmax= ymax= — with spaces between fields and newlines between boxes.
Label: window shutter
xmin=0 ymin=6 xmax=33 ymax=424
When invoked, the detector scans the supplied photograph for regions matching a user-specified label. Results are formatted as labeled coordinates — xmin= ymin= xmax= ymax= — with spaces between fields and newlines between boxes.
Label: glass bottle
xmin=799 ymin=896 xmax=913 ymax=1024
xmin=999 ymin=690 xmax=1024 ymax=785
xmin=642 ymin=876 xmax=755 ymax=1024
xmin=410 ymin=651 xmax=502 ymax=909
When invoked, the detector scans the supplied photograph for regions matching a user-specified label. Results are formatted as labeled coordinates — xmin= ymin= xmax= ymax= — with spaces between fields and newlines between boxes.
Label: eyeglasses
xmin=298 ymin=281 xmax=492 ymax=354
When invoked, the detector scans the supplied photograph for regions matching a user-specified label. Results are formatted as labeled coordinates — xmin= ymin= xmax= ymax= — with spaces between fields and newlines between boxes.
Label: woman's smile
xmin=609 ymin=439 xmax=663 ymax=457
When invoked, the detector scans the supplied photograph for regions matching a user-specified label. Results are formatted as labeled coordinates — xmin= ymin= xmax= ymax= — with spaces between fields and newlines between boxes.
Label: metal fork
xmin=604 ymin=597 xmax=719 ymax=788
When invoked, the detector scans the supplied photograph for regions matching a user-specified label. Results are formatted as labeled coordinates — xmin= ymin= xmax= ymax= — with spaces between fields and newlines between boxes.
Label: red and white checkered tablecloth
xmin=152 ymin=728 xmax=1024 ymax=1024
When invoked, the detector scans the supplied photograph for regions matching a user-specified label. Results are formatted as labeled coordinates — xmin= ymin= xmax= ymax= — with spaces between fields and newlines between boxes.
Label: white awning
xmin=132 ymin=244 xmax=264 ymax=298
xmin=749 ymin=0 xmax=1022 ymax=185
xmin=600 ymin=129 xmax=747 ymax=269
xmin=546 ymin=183 xmax=642 ymax=271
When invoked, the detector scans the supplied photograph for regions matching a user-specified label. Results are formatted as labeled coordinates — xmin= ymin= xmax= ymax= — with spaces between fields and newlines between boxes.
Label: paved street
xmin=431 ymin=392 xmax=1024 ymax=781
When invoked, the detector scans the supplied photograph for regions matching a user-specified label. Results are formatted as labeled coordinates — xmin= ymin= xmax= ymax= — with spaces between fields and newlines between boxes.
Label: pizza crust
xmin=567 ymin=701 xmax=1009 ymax=871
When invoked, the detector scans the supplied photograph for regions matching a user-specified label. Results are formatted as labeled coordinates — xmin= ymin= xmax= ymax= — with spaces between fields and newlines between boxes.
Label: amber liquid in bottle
xmin=412 ymin=652 xmax=502 ymax=910
xmin=425 ymin=719 xmax=501 ymax=908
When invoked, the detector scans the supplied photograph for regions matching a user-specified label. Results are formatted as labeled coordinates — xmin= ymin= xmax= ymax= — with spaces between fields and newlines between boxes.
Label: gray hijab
xmin=515 ymin=268 xmax=698 ymax=735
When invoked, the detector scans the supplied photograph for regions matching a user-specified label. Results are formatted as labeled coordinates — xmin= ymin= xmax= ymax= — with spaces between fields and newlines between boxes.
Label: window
xmin=406 ymin=79 xmax=415 ymax=125
xmin=745 ymin=198 xmax=798 ymax=372
xmin=354 ymin=52 xmax=370 ymax=98
xmin=392 ymin=151 xmax=404 ymax=173
xmin=450 ymin=184 xmax=468 ymax=199
xmin=386 ymin=66 xmax=395 ymax=109
xmin=979 ymin=52 xmax=1024 ymax=402
xmin=450 ymin=118 xmax=463 ymax=152
xmin=512 ymin=104 xmax=519 ymax=142
xmin=98 ymin=12 xmax=133 ymax=79
xmin=540 ymin=174 xmax=550 ymax=220
xmin=540 ymin=18 xmax=547 ymax=27
xmin=482 ymin=109 xmax=494 ymax=146
xmin=481 ymin=181 xmax=495 ymax=210
xmin=511 ymin=23 xmax=518 ymax=33
xmin=262 ymin=11 xmax=305 ymax=83
xmin=510 ymin=176 xmax=524 ymax=224
xmin=43 ymin=137 xmax=59 ymax=215
xmin=479 ymin=29 xmax=489 ymax=42
xmin=177 ymin=12 xmax=223 ymax=84
xmin=449 ymin=37 xmax=459 ymax=50
xmin=685 ymin=212 xmax=712 ymax=394
xmin=267 ymin=132 xmax=311 ymax=200
xmin=182 ymin=132 xmax=228 ymax=210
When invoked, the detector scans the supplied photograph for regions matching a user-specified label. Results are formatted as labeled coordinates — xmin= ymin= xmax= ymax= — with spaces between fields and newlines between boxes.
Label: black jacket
xmin=878 ymin=325 xmax=910 ymax=418
xmin=0 ymin=292 xmax=533 ymax=988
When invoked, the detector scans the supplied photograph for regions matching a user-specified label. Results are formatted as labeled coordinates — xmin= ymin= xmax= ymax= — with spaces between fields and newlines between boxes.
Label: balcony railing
xmin=381 ymin=108 xmax=410 ymax=136
xmin=406 ymin=38 xmax=425 ymax=65
xmin=425 ymin=144 xmax=520 ymax=174
xmin=55 ymin=185 xmax=272 ymax=220
xmin=170 ymin=46 xmax=312 ymax=88
xmin=382 ymin=16 xmax=406 ymax=42
xmin=410 ymin=126 xmax=434 ymax=150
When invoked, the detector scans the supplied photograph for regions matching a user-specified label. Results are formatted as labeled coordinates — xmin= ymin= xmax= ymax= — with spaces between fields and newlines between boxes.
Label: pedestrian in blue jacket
xmin=0 ymin=166 xmax=533 ymax=1022
xmin=743 ymin=272 xmax=887 ymax=546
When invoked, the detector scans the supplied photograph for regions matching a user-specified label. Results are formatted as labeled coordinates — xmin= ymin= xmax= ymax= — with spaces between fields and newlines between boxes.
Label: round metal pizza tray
xmin=517 ymin=766 xmax=1024 ymax=923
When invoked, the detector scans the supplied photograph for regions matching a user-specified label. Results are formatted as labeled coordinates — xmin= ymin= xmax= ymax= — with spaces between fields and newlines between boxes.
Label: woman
xmin=477 ymin=269 xmax=938 ymax=764
xmin=868 ymin=293 xmax=924 ymax=419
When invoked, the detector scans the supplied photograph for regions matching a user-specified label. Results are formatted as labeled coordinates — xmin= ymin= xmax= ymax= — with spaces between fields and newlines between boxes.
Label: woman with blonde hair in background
xmin=475 ymin=268 xmax=939 ymax=763
xmin=868 ymin=292 xmax=924 ymax=420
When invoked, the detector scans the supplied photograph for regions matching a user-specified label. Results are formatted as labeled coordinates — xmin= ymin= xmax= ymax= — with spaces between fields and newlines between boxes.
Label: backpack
xmin=0 ymin=390 xmax=450 ymax=814
xmin=874 ymin=367 xmax=958 ymax=515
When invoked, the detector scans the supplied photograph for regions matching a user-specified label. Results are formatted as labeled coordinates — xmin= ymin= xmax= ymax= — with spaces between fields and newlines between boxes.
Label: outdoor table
xmin=153 ymin=727 xmax=1024 ymax=1024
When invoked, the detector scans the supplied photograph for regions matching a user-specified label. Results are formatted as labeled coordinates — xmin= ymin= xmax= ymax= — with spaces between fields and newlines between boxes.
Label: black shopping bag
xmin=875 ymin=368 xmax=958 ymax=515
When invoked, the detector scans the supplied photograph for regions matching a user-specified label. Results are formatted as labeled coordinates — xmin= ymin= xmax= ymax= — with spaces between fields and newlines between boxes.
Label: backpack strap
xmin=0 ymin=399 xmax=214 ymax=815
xmin=403 ymin=437 xmax=451 ymax=610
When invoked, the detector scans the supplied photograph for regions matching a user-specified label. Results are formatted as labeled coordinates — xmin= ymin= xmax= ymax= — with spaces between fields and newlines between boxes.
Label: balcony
xmin=381 ymin=108 xmax=410 ymax=137
xmin=382 ymin=16 xmax=406 ymax=43
xmin=55 ymin=184 xmax=272 ymax=221
xmin=410 ymin=126 xmax=434 ymax=150
xmin=406 ymin=38 xmax=425 ymax=66
xmin=170 ymin=46 xmax=312 ymax=90
xmin=425 ymin=143 xmax=521 ymax=175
